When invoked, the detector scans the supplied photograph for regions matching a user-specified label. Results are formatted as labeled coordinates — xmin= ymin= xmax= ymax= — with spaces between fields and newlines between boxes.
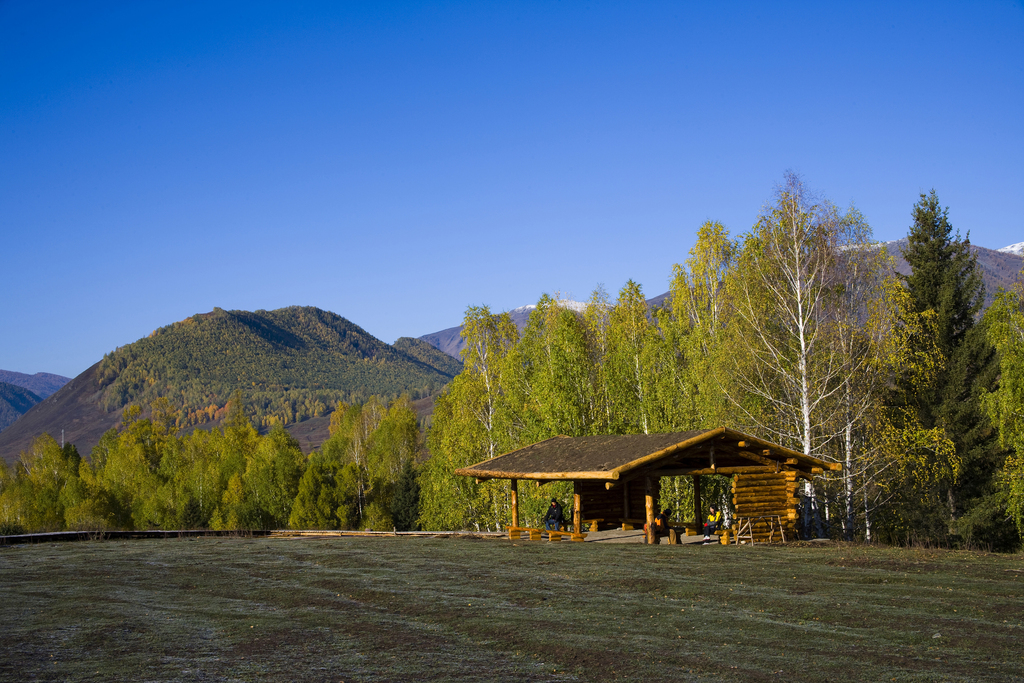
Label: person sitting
xmin=543 ymin=498 xmax=564 ymax=531
xmin=703 ymin=505 xmax=722 ymax=544
xmin=654 ymin=509 xmax=671 ymax=537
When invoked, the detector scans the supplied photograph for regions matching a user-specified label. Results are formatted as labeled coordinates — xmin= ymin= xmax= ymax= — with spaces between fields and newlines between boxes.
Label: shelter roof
xmin=454 ymin=427 xmax=840 ymax=481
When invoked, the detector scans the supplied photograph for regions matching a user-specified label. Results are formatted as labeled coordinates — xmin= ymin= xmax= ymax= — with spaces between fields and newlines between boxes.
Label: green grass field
xmin=1 ymin=536 xmax=1021 ymax=682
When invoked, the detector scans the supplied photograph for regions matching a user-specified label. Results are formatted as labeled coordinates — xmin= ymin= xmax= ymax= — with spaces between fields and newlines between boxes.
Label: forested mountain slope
xmin=886 ymin=239 xmax=1021 ymax=308
xmin=0 ymin=382 xmax=41 ymax=433
xmin=0 ymin=370 xmax=70 ymax=398
xmin=0 ymin=306 xmax=461 ymax=465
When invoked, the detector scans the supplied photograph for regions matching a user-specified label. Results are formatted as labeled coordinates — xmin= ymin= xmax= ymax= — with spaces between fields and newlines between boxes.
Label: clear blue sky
xmin=3 ymin=1 xmax=1022 ymax=378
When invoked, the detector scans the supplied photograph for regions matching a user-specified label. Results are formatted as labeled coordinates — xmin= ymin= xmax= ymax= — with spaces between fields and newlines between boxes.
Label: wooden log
xmin=733 ymin=479 xmax=795 ymax=487
xmin=507 ymin=526 xmax=543 ymax=541
xmin=692 ymin=474 xmax=702 ymax=532
xmin=733 ymin=493 xmax=794 ymax=500
xmin=732 ymin=487 xmax=791 ymax=497
xmin=733 ymin=480 xmax=793 ymax=490
xmin=735 ymin=498 xmax=797 ymax=507
xmin=738 ymin=450 xmax=782 ymax=468
xmin=737 ymin=472 xmax=799 ymax=481
xmin=645 ymin=476 xmax=657 ymax=545
xmin=672 ymin=466 xmax=775 ymax=476
xmin=733 ymin=494 xmax=795 ymax=503
xmin=733 ymin=495 xmax=800 ymax=505
xmin=573 ymin=482 xmax=582 ymax=534
xmin=733 ymin=487 xmax=798 ymax=497
xmin=510 ymin=478 xmax=519 ymax=529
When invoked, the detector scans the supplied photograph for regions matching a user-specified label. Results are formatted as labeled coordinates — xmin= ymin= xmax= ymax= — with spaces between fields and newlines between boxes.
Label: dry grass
xmin=1 ymin=536 xmax=1022 ymax=682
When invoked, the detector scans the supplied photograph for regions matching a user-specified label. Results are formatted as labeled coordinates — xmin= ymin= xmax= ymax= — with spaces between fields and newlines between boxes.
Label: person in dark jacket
xmin=543 ymin=499 xmax=564 ymax=531
xmin=654 ymin=509 xmax=671 ymax=537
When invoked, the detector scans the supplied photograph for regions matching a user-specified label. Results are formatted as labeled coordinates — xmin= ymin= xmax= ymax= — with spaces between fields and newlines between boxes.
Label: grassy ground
xmin=1 ymin=536 xmax=1021 ymax=682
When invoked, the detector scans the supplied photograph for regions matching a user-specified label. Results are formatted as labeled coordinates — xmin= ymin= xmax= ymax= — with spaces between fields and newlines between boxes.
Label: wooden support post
xmin=573 ymin=481 xmax=582 ymax=533
xmin=623 ymin=480 xmax=631 ymax=520
xmin=645 ymin=476 xmax=656 ymax=545
xmin=510 ymin=478 xmax=519 ymax=529
xmin=693 ymin=474 xmax=702 ymax=528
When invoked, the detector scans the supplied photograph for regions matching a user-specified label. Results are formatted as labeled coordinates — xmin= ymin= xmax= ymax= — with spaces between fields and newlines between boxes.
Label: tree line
xmin=0 ymin=393 xmax=421 ymax=535
xmin=421 ymin=175 xmax=1018 ymax=550
xmin=2 ymin=174 xmax=1020 ymax=550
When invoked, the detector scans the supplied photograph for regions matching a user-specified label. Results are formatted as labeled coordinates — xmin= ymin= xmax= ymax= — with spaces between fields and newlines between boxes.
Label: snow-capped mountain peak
xmin=998 ymin=242 xmax=1024 ymax=256
xmin=510 ymin=299 xmax=589 ymax=315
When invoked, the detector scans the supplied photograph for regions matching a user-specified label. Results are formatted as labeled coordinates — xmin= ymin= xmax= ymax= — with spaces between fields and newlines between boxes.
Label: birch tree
xmin=420 ymin=306 xmax=518 ymax=531
xmin=982 ymin=279 xmax=1024 ymax=541
xmin=724 ymin=173 xmax=851 ymax=537
xmin=667 ymin=220 xmax=737 ymax=428
xmin=606 ymin=280 xmax=659 ymax=434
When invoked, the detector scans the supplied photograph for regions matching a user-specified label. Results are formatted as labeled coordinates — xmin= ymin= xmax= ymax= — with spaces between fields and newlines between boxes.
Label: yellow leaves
xmin=880 ymin=411 xmax=960 ymax=487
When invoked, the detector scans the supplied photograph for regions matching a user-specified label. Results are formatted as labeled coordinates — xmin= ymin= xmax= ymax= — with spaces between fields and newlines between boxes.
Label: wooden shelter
xmin=454 ymin=427 xmax=840 ymax=544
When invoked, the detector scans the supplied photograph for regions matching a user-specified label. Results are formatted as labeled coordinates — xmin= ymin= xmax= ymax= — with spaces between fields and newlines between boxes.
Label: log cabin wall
xmin=732 ymin=471 xmax=800 ymax=541
xmin=578 ymin=479 xmax=659 ymax=531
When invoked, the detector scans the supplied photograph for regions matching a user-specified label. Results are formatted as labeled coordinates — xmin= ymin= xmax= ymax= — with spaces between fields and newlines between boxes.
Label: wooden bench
xmin=507 ymin=526 xmax=543 ymax=541
xmin=581 ymin=518 xmax=604 ymax=532
xmin=619 ymin=518 xmax=646 ymax=531
xmin=546 ymin=530 xmax=588 ymax=542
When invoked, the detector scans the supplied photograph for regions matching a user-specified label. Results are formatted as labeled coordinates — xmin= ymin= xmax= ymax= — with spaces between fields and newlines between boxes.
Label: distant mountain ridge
xmin=418 ymin=301 xmax=598 ymax=359
xmin=0 ymin=370 xmax=70 ymax=399
xmin=884 ymin=239 xmax=1022 ymax=308
xmin=419 ymin=241 xmax=1021 ymax=359
xmin=0 ymin=306 xmax=462 ymax=465
xmin=0 ymin=381 xmax=41 ymax=434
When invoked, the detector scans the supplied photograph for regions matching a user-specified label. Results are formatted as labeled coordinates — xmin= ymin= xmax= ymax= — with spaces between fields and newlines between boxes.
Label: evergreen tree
xmin=897 ymin=190 xmax=1009 ymax=548
xmin=391 ymin=459 xmax=421 ymax=531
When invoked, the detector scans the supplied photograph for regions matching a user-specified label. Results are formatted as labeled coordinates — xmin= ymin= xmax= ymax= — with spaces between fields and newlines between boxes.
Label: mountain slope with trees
xmin=0 ymin=306 xmax=461 ymax=465
xmin=0 ymin=382 xmax=41 ymax=433
xmin=0 ymin=371 xmax=70 ymax=399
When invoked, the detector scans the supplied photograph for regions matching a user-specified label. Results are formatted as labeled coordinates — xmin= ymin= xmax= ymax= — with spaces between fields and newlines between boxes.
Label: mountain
xmin=0 ymin=370 xmax=70 ymax=399
xmin=0 ymin=381 xmax=42 ymax=433
xmin=419 ymin=299 xmax=657 ymax=359
xmin=419 ymin=305 xmax=540 ymax=359
xmin=998 ymin=242 xmax=1024 ymax=257
xmin=0 ymin=306 xmax=462 ymax=465
xmin=883 ymin=239 xmax=1022 ymax=308
xmin=392 ymin=336 xmax=464 ymax=378
xmin=419 ymin=242 xmax=1022 ymax=359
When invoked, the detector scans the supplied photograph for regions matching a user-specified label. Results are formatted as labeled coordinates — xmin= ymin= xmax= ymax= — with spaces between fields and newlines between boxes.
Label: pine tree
xmin=898 ymin=190 xmax=1009 ymax=548
xmin=391 ymin=459 xmax=421 ymax=531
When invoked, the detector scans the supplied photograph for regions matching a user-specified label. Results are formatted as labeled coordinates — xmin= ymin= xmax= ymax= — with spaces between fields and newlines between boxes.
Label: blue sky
xmin=3 ymin=1 xmax=1022 ymax=378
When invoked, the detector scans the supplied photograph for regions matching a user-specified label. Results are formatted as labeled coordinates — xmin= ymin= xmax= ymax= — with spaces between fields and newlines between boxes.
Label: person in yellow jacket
xmin=703 ymin=505 xmax=722 ymax=544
